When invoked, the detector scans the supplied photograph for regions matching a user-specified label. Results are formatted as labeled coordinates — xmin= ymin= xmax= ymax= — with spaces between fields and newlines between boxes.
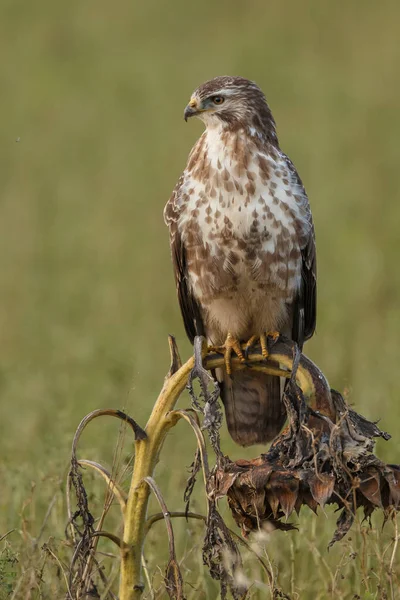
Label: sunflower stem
xmin=118 ymin=335 xmax=333 ymax=599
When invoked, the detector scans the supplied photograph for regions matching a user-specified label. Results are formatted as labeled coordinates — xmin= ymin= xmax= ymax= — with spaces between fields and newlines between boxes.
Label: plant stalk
xmin=118 ymin=337 xmax=334 ymax=599
xmin=119 ymin=356 xmax=195 ymax=599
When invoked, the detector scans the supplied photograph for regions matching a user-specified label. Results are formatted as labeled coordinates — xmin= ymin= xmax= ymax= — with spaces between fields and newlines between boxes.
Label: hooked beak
xmin=184 ymin=98 xmax=199 ymax=122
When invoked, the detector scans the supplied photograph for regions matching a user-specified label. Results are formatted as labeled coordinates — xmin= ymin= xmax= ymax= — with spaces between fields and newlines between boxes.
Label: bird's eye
xmin=212 ymin=96 xmax=224 ymax=105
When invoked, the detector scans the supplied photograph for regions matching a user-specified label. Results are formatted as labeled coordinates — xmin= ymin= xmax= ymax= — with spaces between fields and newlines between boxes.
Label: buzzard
xmin=164 ymin=76 xmax=316 ymax=447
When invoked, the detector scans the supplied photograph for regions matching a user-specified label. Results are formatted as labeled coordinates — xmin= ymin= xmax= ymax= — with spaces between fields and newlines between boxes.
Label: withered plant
xmin=66 ymin=335 xmax=400 ymax=599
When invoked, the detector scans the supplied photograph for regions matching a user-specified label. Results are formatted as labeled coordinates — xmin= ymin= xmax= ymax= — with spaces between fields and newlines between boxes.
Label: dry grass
xmin=1 ymin=0 xmax=400 ymax=597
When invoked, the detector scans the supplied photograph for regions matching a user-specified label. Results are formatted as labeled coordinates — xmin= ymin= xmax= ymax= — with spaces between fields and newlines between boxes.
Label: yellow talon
xmin=260 ymin=333 xmax=268 ymax=359
xmin=268 ymin=331 xmax=280 ymax=342
xmin=210 ymin=332 xmax=281 ymax=373
xmin=209 ymin=333 xmax=245 ymax=375
xmin=244 ymin=331 xmax=280 ymax=360
xmin=243 ymin=335 xmax=257 ymax=355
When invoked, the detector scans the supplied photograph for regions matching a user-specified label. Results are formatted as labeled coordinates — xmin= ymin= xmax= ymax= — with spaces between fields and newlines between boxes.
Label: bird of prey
xmin=164 ymin=76 xmax=316 ymax=447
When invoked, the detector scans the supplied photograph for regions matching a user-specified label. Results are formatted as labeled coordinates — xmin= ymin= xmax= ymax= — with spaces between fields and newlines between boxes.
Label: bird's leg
xmin=243 ymin=331 xmax=280 ymax=359
xmin=209 ymin=332 xmax=245 ymax=376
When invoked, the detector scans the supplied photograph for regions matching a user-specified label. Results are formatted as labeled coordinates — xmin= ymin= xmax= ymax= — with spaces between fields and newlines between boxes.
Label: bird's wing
xmin=283 ymin=154 xmax=317 ymax=348
xmin=164 ymin=175 xmax=205 ymax=344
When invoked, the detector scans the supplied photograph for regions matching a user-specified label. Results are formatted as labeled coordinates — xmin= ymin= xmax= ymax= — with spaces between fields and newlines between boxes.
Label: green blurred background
xmin=1 ymin=0 xmax=400 ymax=597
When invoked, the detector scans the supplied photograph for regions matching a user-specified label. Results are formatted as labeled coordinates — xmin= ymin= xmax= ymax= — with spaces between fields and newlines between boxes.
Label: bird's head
xmin=184 ymin=76 xmax=277 ymax=140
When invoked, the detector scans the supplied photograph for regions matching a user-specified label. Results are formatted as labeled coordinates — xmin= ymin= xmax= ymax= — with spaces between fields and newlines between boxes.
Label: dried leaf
xmin=299 ymin=489 xmax=318 ymax=514
xmin=184 ymin=449 xmax=201 ymax=513
xmin=276 ymin=475 xmax=299 ymax=519
xmin=250 ymin=464 xmax=273 ymax=489
xmin=309 ymin=473 xmax=335 ymax=507
xmin=165 ymin=558 xmax=186 ymax=599
xmin=384 ymin=466 xmax=400 ymax=507
xmin=359 ymin=469 xmax=382 ymax=507
xmin=215 ymin=470 xmax=240 ymax=499
xmin=265 ymin=478 xmax=280 ymax=519
xmin=203 ymin=500 xmax=248 ymax=599
xmin=328 ymin=508 xmax=354 ymax=549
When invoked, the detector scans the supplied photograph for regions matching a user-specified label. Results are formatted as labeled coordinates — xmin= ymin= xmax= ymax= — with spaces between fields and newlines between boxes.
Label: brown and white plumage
xmin=164 ymin=76 xmax=316 ymax=446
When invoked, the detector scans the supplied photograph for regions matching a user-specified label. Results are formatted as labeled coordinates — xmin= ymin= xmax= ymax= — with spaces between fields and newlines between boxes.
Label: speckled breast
xmin=178 ymin=128 xmax=311 ymax=305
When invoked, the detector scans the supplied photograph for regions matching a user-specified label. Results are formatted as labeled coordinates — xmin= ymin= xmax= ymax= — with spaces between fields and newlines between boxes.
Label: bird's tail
xmin=219 ymin=369 xmax=286 ymax=447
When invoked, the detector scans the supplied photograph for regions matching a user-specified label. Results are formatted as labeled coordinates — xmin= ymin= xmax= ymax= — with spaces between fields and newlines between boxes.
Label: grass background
xmin=1 ymin=0 xmax=400 ymax=597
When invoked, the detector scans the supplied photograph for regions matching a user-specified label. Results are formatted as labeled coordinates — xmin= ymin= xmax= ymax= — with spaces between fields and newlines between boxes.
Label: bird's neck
xmin=186 ymin=122 xmax=279 ymax=178
xmin=206 ymin=118 xmax=278 ymax=145
xmin=203 ymin=123 xmax=271 ymax=158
